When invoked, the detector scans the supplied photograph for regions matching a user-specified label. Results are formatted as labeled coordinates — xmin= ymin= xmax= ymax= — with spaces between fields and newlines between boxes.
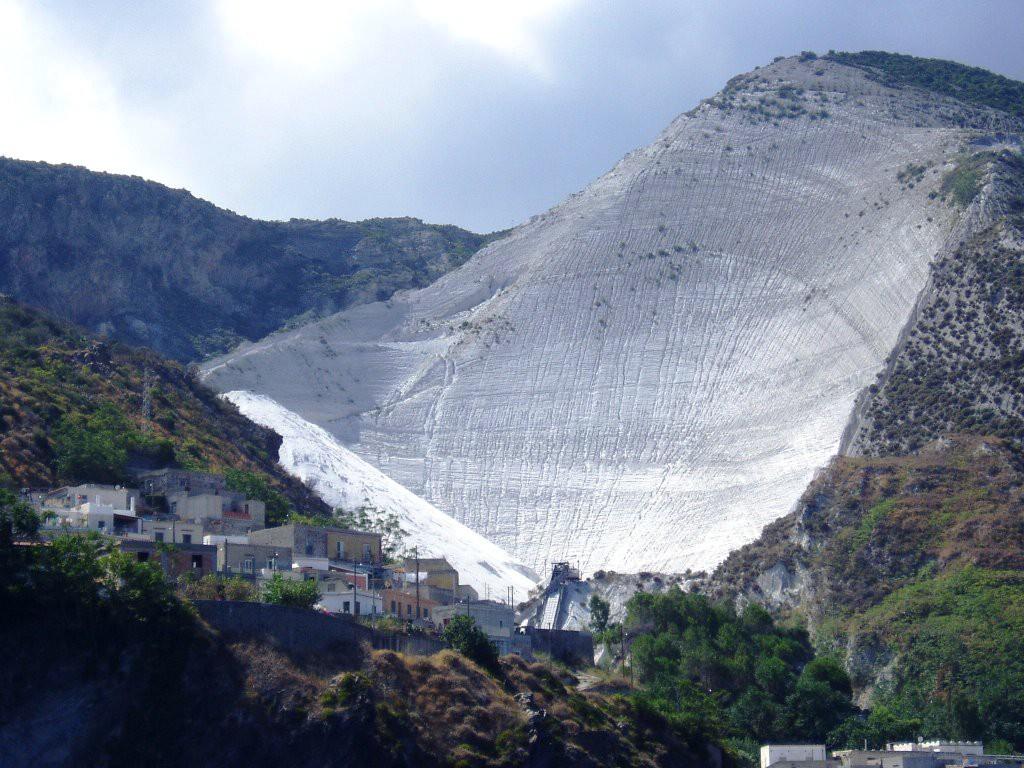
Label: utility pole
xmin=414 ymin=546 xmax=420 ymax=621
xmin=142 ymin=367 xmax=154 ymax=423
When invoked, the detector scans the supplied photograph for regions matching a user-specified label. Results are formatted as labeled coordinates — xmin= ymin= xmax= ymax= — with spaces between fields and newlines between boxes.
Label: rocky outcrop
xmin=706 ymin=434 xmax=1024 ymax=698
xmin=0 ymin=157 xmax=493 ymax=361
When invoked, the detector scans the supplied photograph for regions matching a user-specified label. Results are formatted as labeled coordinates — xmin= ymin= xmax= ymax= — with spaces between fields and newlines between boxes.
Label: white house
xmin=761 ymin=745 xmax=828 ymax=768
xmin=317 ymin=584 xmax=382 ymax=616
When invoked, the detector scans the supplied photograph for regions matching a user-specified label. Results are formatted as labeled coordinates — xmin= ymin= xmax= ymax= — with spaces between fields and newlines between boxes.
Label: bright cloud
xmin=412 ymin=0 xmax=577 ymax=76
xmin=0 ymin=1 xmax=145 ymax=174
xmin=1 ymin=0 xmax=1022 ymax=231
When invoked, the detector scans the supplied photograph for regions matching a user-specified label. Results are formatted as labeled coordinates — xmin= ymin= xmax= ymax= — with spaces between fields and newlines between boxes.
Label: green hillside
xmin=0 ymin=296 xmax=327 ymax=520
xmin=710 ymin=435 xmax=1024 ymax=750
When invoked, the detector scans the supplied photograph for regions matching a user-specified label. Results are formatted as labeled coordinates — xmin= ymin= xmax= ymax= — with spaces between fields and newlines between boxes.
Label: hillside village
xmin=3 ymin=42 xmax=1024 ymax=766
xmin=21 ymin=467 xmax=593 ymax=664
xmin=760 ymin=742 xmax=1024 ymax=768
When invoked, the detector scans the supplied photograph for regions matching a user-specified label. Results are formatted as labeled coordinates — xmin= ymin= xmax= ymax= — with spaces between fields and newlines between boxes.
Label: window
xmin=390 ymin=600 xmax=397 ymax=614
xmin=242 ymin=558 xmax=255 ymax=574
xmin=336 ymin=541 xmax=344 ymax=560
xmin=97 ymin=520 xmax=105 ymax=530
xmin=327 ymin=582 xmax=336 ymax=592
xmin=362 ymin=543 xmax=371 ymax=561
xmin=343 ymin=601 xmax=350 ymax=614
xmin=305 ymin=543 xmax=313 ymax=556
xmin=182 ymin=533 xmax=192 ymax=544
xmin=354 ymin=600 xmax=360 ymax=616
xmin=407 ymin=605 xmax=412 ymax=617
xmin=191 ymin=554 xmax=203 ymax=570
xmin=423 ymin=608 xmax=429 ymax=618
xmin=267 ymin=557 xmax=277 ymax=570
xmin=155 ymin=532 xmax=164 ymax=543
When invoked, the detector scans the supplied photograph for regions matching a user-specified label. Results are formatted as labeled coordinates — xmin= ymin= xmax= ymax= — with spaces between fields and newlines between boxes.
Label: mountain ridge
xmin=202 ymin=52 xmax=1023 ymax=577
xmin=0 ymin=155 xmax=497 ymax=361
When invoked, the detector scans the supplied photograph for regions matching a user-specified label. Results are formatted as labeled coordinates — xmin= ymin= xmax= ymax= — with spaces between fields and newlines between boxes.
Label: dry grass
xmin=221 ymin=634 xmax=706 ymax=767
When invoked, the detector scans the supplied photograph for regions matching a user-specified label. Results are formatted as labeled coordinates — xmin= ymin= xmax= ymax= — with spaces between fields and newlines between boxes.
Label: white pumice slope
xmin=222 ymin=390 xmax=539 ymax=596
xmin=204 ymin=56 xmax=1015 ymax=576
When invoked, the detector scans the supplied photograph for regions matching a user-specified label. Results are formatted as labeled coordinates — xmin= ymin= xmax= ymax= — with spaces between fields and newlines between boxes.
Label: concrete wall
xmin=525 ymin=627 xmax=594 ymax=667
xmin=194 ymin=600 xmax=445 ymax=656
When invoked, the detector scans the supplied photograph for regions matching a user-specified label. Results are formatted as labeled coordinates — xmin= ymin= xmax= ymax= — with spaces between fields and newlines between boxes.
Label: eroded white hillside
xmin=222 ymin=390 xmax=539 ymax=596
xmin=205 ymin=56 xmax=1012 ymax=576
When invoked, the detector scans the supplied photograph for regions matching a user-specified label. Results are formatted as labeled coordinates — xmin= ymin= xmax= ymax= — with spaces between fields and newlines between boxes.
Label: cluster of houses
xmin=23 ymin=469 xmax=569 ymax=660
xmin=761 ymin=742 xmax=1024 ymax=768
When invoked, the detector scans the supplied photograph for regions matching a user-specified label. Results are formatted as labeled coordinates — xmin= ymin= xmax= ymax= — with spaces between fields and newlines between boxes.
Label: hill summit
xmin=202 ymin=52 xmax=1023 ymax=576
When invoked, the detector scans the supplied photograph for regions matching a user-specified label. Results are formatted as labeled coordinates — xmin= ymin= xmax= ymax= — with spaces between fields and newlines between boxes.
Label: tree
xmin=224 ymin=469 xmax=293 ymax=526
xmin=0 ymin=491 xmax=44 ymax=580
xmin=589 ymin=594 xmax=611 ymax=633
xmin=335 ymin=503 xmax=409 ymax=562
xmin=0 ymin=489 xmax=41 ymax=546
xmin=52 ymin=403 xmax=132 ymax=482
xmin=784 ymin=658 xmax=856 ymax=738
xmin=441 ymin=614 xmax=499 ymax=672
xmin=262 ymin=573 xmax=319 ymax=609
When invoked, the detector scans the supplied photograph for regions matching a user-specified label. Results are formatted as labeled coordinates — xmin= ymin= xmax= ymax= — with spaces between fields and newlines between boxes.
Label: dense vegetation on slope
xmin=708 ymin=435 xmax=1024 ymax=751
xmin=0 ymin=501 xmax=713 ymax=768
xmin=0 ymin=297 xmax=327 ymax=519
xmin=849 ymin=151 xmax=1024 ymax=455
xmin=622 ymin=589 xmax=933 ymax=760
xmin=0 ymin=157 xmax=497 ymax=360
xmin=825 ymin=51 xmax=1024 ymax=118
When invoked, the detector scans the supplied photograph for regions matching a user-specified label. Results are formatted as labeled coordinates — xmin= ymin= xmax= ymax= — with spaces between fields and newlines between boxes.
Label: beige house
xmin=327 ymin=529 xmax=382 ymax=564
xmin=137 ymin=518 xmax=205 ymax=545
xmin=402 ymin=556 xmax=459 ymax=590
xmin=41 ymin=484 xmax=141 ymax=512
xmin=249 ymin=524 xmax=382 ymax=566
xmin=168 ymin=492 xmax=265 ymax=529
xmin=217 ymin=541 xmax=291 ymax=576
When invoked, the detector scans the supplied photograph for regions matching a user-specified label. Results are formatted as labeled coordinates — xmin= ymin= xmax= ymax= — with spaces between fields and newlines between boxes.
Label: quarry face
xmin=204 ymin=57 xmax=999 ymax=576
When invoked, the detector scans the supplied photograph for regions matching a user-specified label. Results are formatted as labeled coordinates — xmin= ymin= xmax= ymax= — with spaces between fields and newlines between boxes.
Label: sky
xmin=2 ymin=1 xmax=1023 ymax=233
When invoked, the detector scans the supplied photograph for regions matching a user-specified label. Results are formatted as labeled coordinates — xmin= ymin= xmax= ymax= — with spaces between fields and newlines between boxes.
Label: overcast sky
xmin=2 ymin=0 xmax=1023 ymax=232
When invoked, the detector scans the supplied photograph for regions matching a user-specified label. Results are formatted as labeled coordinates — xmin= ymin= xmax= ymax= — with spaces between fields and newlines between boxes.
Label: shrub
xmin=178 ymin=573 xmax=257 ymax=602
xmin=224 ymin=468 xmax=294 ymax=526
xmin=441 ymin=615 xmax=499 ymax=672
xmin=941 ymin=158 xmax=984 ymax=207
xmin=589 ymin=594 xmax=610 ymax=633
xmin=52 ymin=403 xmax=133 ymax=483
xmin=825 ymin=51 xmax=1024 ymax=118
xmin=262 ymin=573 xmax=319 ymax=609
